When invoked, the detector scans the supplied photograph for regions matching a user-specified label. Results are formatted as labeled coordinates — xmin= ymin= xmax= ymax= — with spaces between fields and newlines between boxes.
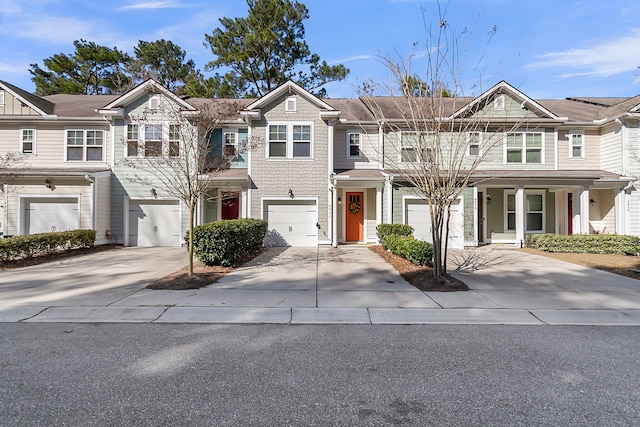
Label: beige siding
xmin=600 ymin=122 xmax=622 ymax=174
xmin=365 ymin=188 xmax=377 ymax=241
xmin=5 ymin=179 xmax=93 ymax=235
xmin=94 ymin=174 xmax=112 ymax=245
xmin=0 ymin=90 xmax=41 ymax=116
xmin=333 ymin=126 xmax=380 ymax=170
xmin=250 ymin=93 xmax=330 ymax=235
xmin=558 ymin=129 xmax=600 ymax=170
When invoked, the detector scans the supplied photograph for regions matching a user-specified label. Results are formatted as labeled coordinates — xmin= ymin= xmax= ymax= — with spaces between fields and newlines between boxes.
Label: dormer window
xmin=494 ymin=94 xmax=505 ymax=110
xmin=285 ymin=96 xmax=296 ymax=113
xmin=149 ymin=95 xmax=160 ymax=110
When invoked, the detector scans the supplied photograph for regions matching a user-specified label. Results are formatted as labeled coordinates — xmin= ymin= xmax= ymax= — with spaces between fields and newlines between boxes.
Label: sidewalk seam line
xmin=18 ymin=306 xmax=50 ymax=322
xmin=527 ymin=310 xmax=549 ymax=325
xmin=150 ymin=306 xmax=171 ymax=323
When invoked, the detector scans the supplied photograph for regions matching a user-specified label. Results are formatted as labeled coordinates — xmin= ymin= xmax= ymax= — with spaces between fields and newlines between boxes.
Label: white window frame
xmin=65 ymin=129 xmax=104 ymax=162
xmin=504 ymin=190 xmax=546 ymax=233
xmin=223 ymin=130 xmax=237 ymax=158
xmin=494 ymin=94 xmax=505 ymax=110
xmin=347 ymin=131 xmax=362 ymax=158
xmin=126 ymin=123 xmax=139 ymax=157
xmin=504 ymin=129 xmax=544 ymax=165
xmin=266 ymin=122 xmax=313 ymax=160
xmin=126 ymin=122 xmax=181 ymax=158
xmin=285 ymin=96 xmax=297 ymax=113
xmin=21 ymin=128 xmax=36 ymax=155
xmin=400 ymin=131 xmax=435 ymax=164
xmin=467 ymin=131 xmax=482 ymax=157
xmin=168 ymin=124 xmax=180 ymax=157
xmin=569 ymin=131 xmax=585 ymax=159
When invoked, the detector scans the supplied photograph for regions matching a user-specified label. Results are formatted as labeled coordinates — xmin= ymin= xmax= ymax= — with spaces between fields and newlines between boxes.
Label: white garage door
xmin=263 ymin=200 xmax=318 ymax=247
xmin=129 ymin=200 xmax=181 ymax=247
xmin=405 ymin=198 xmax=464 ymax=249
xmin=24 ymin=198 xmax=79 ymax=234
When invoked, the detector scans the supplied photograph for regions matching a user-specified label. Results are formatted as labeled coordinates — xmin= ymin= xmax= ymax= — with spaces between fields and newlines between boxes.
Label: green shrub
xmin=376 ymin=224 xmax=414 ymax=246
xmin=384 ymin=235 xmax=433 ymax=266
xmin=0 ymin=229 xmax=96 ymax=262
xmin=188 ymin=219 xmax=268 ymax=266
xmin=526 ymin=233 xmax=640 ymax=255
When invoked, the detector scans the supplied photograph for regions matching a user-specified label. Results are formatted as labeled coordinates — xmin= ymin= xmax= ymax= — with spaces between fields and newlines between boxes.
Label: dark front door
xmin=221 ymin=192 xmax=239 ymax=220
xmin=478 ymin=192 xmax=484 ymax=243
xmin=567 ymin=193 xmax=573 ymax=235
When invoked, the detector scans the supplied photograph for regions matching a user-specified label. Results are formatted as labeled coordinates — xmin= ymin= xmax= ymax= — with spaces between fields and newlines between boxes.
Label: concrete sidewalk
xmin=1 ymin=245 xmax=639 ymax=325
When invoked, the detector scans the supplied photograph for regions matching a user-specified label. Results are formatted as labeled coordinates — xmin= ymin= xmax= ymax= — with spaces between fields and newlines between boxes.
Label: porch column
xmin=241 ymin=189 xmax=248 ymax=219
xmin=331 ymin=183 xmax=338 ymax=247
xmin=579 ymin=186 xmax=590 ymax=234
xmin=515 ymin=185 xmax=525 ymax=246
xmin=554 ymin=191 xmax=562 ymax=234
xmin=197 ymin=193 xmax=203 ymax=226
xmin=615 ymin=187 xmax=629 ymax=235
xmin=376 ymin=185 xmax=383 ymax=243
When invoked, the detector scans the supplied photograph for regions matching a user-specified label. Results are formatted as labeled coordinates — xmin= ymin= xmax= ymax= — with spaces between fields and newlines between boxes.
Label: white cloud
xmin=329 ymin=55 xmax=374 ymax=65
xmin=118 ymin=1 xmax=186 ymax=10
xmin=526 ymin=29 xmax=640 ymax=78
xmin=7 ymin=16 xmax=94 ymax=44
xmin=0 ymin=62 xmax=26 ymax=73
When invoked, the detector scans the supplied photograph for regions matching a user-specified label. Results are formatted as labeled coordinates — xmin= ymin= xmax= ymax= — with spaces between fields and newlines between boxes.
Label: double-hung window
xmin=467 ymin=131 xmax=481 ymax=156
xmin=224 ymin=131 xmax=237 ymax=158
xmin=569 ymin=132 xmax=584 ymax=158
xmin=21 ymin=128 xmax=35 ymax=155
xmin=127 ymin=124 xmax=139 ymax=157
xmin=347 ymin=132 xmax=361 ymax=158
xmin=506 ymin=131 xmax=543 ymax=164
xmin=168 ymin=124 xmax=180 ymax=157
xmin=401 ymin=132 xmax=434 ymax=163
xmin=66 ymin=129 xmax=104 ymax=161
xmin=144 ymin=124 xmax=163 ymax=157
xmin=267 ymin=123 xmax=312 ymax=159
xmin=505 ymin=191 xmax=545 ymax=233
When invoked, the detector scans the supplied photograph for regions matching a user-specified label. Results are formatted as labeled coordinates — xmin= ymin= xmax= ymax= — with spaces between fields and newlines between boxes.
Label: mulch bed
xmin=369 ymin=245 xmax=469 ymax=292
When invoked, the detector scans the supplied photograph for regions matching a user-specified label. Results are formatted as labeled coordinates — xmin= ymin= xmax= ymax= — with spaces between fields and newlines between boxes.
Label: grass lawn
xmin=519 ymin=248 xmax=640 ymax=280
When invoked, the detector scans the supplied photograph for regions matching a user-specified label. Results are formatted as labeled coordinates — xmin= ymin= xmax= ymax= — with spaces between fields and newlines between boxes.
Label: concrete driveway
xmin=1 ymin=245 xmax=640 ymax=325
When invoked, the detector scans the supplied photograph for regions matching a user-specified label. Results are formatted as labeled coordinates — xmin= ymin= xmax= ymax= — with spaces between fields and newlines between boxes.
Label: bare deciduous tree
xmin=120 ymin=101 xmax=257 ymax=275
xmin=362 ymin=11 xmax=524 ymax=279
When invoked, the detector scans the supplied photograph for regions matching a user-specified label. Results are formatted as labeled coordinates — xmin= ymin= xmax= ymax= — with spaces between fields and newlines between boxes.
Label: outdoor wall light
xmin=486 ymin=195 xmax=492 ymax=204
xmin=150 ymin=188 xmax=158 ymax=198
xmin=338 ymin=197 xmax=342 ymax=204
xmin=288 ymin=189 xmax=294 ymax=199
xmin=590 ymin=198 xmax=596 ymax=206
xmin=44 ymin=179 xmax=52 ymax=189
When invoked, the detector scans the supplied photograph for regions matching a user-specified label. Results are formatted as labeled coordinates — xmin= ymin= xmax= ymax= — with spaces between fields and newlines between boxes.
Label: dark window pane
xmin=507 ymin=150 xmax=521 ymax=163
xmin=293 ymin=142 xmax=310 ymax=157
xmin=67 ymin=147 xmax=83 ymax=161
xmin=269 ymin=141 xmax=286 ymax=157
xmin=527 ymin=213 xmax=543 ymax=231
xmin=86 ymin=147 xmax=102 ymax=161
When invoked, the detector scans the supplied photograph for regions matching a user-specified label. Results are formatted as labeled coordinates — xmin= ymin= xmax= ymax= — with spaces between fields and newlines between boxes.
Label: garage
xmin=24 ymin=197 xmax=79 ymax=234
xmin=128 ymin=200 xmax=181 ymax=247
xmin=263 ymin=200 xmax=318 ymax=247
xmin=405 ymin=198 xmax=464 ymax=249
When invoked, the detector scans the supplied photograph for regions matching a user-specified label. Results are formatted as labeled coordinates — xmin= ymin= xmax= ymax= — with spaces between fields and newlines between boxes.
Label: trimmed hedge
xmin=384 ymin=235 xmax=434 ymax=266
xmin=0 ymin=229 xmax=96 ymax=262
xmin=376 ymin=224 xmax=414 ymax=246
xmin=188 ymin=218 xmax=268 ymax=266
xmin=526 ymin=233 xmax=640 ymax=256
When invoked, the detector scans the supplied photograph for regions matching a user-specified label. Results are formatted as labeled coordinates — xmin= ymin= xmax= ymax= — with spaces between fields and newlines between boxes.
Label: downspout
xmin=328 ymin=119 xmax=335 ymax=245
xmin=84 ymin=174 xmax=95 ymax=231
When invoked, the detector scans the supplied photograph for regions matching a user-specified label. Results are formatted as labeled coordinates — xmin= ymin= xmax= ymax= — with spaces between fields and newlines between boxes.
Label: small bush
xmin=0 ymin=229 xmax=96 ymax=262
xmin=376 ymin=224 xmax=414 ymax=246
xmin=188 ymin=219 xmax=268 ymax=266
xmin=384 ymin=235 xmax=433 ymax=266
xmin=526 ymin=233 xmax=640 ymax=255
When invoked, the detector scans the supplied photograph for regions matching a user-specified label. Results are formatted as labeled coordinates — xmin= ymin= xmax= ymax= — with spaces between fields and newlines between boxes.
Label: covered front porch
xmin=198 ymin=169 xmax=249 ymax=225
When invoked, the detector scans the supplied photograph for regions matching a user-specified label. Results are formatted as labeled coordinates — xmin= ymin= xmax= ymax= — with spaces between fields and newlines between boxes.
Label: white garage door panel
xmin=405 ymin=199 xmax=464 ymax=249
xmin=263 ymin=201 xmax=317 ymax=247
xmin=129 ymin=200 xmax=180 ymax=247
xmin=25 ymin=198 xmax=79 ymax=234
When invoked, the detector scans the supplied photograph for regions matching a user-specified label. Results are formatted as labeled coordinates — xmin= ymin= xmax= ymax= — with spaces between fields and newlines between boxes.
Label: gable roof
xmin=243 ymin=80 xmax=337 ymax=113
xmin=450 ymin=80 xmax=564 ymax=121
xmin=97 ymin=79 xmax=197 ymax=115
xmin=0 ymin=80 xmax=55 ymax=116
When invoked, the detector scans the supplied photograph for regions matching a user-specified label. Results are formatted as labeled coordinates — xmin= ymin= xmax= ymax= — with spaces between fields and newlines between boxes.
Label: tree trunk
xmin=188 ymin=203 xmax=194 ymax=276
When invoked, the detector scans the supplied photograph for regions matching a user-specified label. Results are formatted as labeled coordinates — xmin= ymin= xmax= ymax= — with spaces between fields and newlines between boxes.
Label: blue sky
xmin=1 ymin=0 xmax=639 ymax=99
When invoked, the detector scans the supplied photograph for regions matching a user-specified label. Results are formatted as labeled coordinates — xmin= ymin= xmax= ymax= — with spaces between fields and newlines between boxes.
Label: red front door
xmin=345 ymin=192 xmax=364 ymax=241
xmin=221 ymin=192 xmax=239 ymax=220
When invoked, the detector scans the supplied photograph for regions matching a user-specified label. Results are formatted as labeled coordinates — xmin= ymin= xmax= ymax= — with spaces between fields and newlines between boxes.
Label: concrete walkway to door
xmin=2 ymin=244 xmax=639 ymax=325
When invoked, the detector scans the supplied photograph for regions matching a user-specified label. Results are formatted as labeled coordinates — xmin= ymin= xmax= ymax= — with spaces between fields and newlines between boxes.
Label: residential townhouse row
xmin=0 ymin=78 xmax=637 ymax=248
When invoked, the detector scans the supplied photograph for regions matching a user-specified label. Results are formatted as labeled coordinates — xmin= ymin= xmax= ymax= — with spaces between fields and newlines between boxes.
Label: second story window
xmin=348 ymin=132 xmax=361 ymax=158
xmin=267 ymin=123 xmax=313 ymax=159
xmin=21 ymin=128 xmax=35 ymax=155
xmin=506 ymin=131 xmax=543 ymax=164
xmin=401 ymin=132 xmax=434 ymax=163
xmin=144 ymin=124 xmax=163 ymax=157
xmin=168 ymin=124 xmax=180 ymax=157
xmin=467 ymin=132 xmax=481 ymax=156
xmin=127 ymin=124 xmax=139 ymax=157
xmin=66 ymin=129 xmax=103 ymax=162
xmin=570 ymin=132 xmax=584 ymax=158
xmin=224 ymin=131 xmax=237 ymax=158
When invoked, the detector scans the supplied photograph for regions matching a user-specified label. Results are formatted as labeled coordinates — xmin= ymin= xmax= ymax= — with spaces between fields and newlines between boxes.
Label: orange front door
xmin=345 ymin=192 xmax=364 ymax=241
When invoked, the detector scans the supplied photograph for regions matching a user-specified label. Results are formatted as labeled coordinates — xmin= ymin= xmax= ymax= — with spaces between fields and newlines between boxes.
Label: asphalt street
xmin=1 ymin=324 xmax=639 ymax=426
